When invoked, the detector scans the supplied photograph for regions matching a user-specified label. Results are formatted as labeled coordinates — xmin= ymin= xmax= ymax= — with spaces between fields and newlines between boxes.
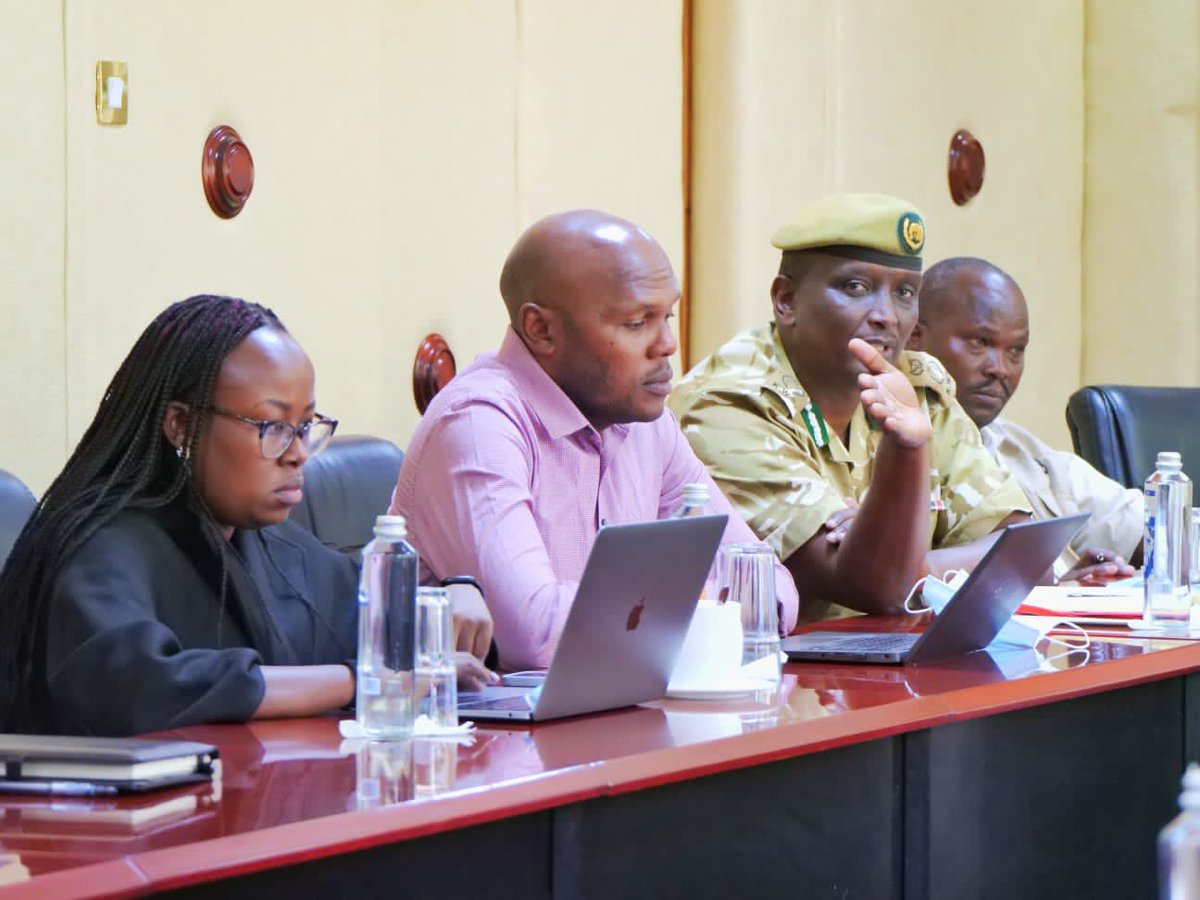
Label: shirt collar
xmin=496 ymin=327 xmax=599 ymax=441
xmin=768 ymin=323 xmax=877 ymax=464
xmin=763 ymin=324 xmax=812 ymax=417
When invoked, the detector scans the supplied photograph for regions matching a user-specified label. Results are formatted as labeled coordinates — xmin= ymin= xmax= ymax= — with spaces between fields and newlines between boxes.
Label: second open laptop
xmin=781 ymin=513 xmax=1090 ymax=666
xmin=457 ymin=514 xmax=727 ymax=722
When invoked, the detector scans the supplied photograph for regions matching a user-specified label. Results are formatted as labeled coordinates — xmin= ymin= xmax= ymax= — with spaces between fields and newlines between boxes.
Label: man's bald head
xmin=499 ymin=210 xmax=672 ymax=327
xmin=497 ymin=209 xmax=681 ymax=432
xmin=910 ymin=257 xmax=1030 ymax=427
xmin=917 ymin=257 xmax=1025 ymax=326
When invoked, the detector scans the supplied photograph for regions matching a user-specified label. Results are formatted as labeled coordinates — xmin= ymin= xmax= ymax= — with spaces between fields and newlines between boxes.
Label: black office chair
xmin=289 ymin=435 xmax=405 ymax=555
xmin=1066 ymin=385 xmax=1200 ymax=489
xmin=0 ymin=469 xmax=37 ymax=572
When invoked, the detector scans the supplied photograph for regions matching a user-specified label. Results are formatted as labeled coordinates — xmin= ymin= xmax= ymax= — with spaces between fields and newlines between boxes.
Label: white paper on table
xmin=1019 ymin=585 xmax=1143 ymax=620
xmin=338 ymin=716 xmax=475 ymax=742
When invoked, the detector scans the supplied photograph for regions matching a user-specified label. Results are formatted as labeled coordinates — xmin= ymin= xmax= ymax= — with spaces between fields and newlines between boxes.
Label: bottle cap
xmin=1158 ymin=451 xmax=1183 ymax=470
xmin=373 ymin=514 xmax=408 ymax=539
xmin=682 ymin=483 xmax=710 ymax=507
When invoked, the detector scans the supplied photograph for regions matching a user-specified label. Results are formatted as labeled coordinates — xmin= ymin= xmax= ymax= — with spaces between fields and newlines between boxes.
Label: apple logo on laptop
xmin=993 ymin=579 xmax=1019 ymax=602
xmin=626 ymin=599 xmax=646 ymax=631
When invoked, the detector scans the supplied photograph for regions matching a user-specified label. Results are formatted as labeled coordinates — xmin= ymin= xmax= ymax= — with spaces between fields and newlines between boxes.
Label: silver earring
xmin=175 ymin=445 xmax=185 ymax=459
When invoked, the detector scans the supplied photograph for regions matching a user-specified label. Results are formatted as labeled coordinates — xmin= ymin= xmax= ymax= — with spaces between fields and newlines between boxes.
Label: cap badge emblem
xmin=897 ymin=212 xmax=925 ymax=255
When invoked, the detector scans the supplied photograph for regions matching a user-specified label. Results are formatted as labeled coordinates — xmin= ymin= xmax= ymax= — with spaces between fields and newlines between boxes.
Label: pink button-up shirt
xmin=391 ymin=328 xmax=800 ymax=669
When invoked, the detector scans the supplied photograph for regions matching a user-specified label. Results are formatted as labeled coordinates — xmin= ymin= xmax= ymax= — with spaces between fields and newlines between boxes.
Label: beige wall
xmin=0 ymin=4 xmax=65 ymax=493
xmin=516 ymin=0 xmax=684 ymax=266
xmin=1083 ymin=1 xmax=1200 ymax=386
xmin=381 ymin=0 xmax=684 ymax=444
xmin=691 ymin=0 xmax=1085 ymax=447
xmin=63 ymin=0 xmax=390 ymax=459
xmin=380 ymin=1 xmax=516 ymax=439
xmin=4 ymin=0 xmax=683 ymax=494
xmin=4 ymin=2 xmax=1197 ymax=493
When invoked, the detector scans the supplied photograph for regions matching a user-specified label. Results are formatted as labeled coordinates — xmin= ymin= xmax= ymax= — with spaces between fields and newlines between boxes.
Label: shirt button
xmin=600 ymin=518 xmax=608 ymax=526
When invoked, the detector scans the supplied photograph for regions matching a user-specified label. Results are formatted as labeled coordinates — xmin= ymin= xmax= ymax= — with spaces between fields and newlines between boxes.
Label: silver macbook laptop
xmin=458 ymin=514 xmax=727 ymax=721
xmin=782 ymin=513 xmax=1089 ymax=665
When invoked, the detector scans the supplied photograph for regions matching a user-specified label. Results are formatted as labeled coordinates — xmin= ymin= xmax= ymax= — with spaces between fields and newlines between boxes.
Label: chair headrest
xmin=0 ymin=470 xmax=37 ymax=572
xmin=288 ymin=436 xmax=404 ymax=554
xmin=1068 ymin=385 xmax=1200 ymax=488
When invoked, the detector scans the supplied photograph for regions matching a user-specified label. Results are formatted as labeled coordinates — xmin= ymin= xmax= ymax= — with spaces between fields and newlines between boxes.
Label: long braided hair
xmin=0 ymin=295 xmax=285 ymax=729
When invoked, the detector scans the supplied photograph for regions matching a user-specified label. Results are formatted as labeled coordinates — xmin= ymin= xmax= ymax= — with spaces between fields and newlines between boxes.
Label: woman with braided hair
xmin=0 ymin=294 xmax=492 ymax=735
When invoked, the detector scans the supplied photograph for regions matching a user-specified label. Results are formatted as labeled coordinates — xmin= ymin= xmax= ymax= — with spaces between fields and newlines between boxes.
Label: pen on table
xmin=0 ymin=780 xmax=119 ymax=797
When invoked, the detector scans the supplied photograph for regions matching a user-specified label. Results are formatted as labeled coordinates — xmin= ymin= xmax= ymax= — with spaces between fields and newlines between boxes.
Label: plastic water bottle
xmin=673 ymin=483 xmax=721 ymax=600
xmin=355 ymin=740 xmax=413 ymax=810
xmin=672 ymin=482 xmax=710 ymax=518
xmin=415 ymin=586 xmax=457 ymax=729
xmin=357 ymin=515 xmax=418 ymax=738
xmin=1144 ymin=452 xmax=1193 ymax=628
xmin=1159 ymin=763 xmax=1200 ymax=899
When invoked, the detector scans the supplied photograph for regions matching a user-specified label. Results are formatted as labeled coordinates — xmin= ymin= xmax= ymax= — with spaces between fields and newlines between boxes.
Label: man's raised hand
xmin=848 ymin=338 xmax=931 ymax=450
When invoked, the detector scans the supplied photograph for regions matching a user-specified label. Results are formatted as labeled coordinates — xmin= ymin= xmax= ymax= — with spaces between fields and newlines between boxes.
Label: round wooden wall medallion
xmin=948 ymin=129 xmax=985 ymax=206
xmin=413 ymin=333 xmax=457 ymax=414
xmin=202 ymin=125 xmax=255 ymax=219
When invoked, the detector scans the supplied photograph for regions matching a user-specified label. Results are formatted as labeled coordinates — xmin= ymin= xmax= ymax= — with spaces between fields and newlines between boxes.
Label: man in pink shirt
xmin=391 ymin=210 xmax=801 ymax=669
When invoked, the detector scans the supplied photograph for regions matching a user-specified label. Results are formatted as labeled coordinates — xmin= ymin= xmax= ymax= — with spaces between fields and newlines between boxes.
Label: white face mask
xmin=905 ymin=570 xmax=1090 ymax=654
xmin=981 ymin=644 xmax=1091 ymax=679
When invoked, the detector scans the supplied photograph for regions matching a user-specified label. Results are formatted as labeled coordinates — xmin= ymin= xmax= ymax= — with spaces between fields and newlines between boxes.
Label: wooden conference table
xmin=4 ymin=618 xmax=1200 ymax=899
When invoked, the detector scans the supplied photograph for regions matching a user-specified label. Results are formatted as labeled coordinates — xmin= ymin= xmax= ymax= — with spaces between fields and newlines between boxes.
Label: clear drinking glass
xmin=1189 ymin=508 xmax=1200 ymax=626
xmin=1191 ymin=508 xmax=1200 ymax=587
xmin=414 ymin=739 xmax=458 ymax=798
xmin=415 ymin=586 xmax=457 ymax=729
xmin=724 ymin=542 xmax=781 ymax=684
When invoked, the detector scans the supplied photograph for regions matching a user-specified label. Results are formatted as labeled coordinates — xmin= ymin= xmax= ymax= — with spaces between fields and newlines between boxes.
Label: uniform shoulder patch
xmin=923 ymin=356 xmax=949 ymax=385
xmin=901 ymin=351 xmax=956 ymax=403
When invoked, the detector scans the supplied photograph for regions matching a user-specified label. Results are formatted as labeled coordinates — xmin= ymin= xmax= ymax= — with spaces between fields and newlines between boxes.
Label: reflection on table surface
xmin=0 ymin=629 xmax=1189 ymax=880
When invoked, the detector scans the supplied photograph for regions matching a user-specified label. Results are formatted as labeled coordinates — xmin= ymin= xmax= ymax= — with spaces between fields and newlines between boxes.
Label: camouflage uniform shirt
xmin=669 ymin=324 xmax=1031 ymax=620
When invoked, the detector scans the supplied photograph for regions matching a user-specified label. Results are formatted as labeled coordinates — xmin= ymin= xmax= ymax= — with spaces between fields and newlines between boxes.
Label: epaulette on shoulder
xmin=899 ymin=350 xmax=957 ymax=405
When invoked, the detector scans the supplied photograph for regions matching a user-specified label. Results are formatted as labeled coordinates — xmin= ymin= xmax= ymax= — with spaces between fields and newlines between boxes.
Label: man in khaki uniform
xmin=669 ymin=194 xmax=1031 ymax=622
xmin=909 ymin=256 xmax=1141 ymax=581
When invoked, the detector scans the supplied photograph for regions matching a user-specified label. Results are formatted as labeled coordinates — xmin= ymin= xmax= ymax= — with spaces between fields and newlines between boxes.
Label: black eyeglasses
xmin=207 ymin=405 xmax=338 ymax=459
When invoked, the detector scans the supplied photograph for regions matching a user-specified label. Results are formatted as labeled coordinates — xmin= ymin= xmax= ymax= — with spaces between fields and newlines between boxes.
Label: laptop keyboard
xmin=458 ymin=693 xmax=536 ymax=711
xmin=825 ymin=638 xmax=916 ymax=652
xmin=821 ymin=634 xmax=919 ymax=653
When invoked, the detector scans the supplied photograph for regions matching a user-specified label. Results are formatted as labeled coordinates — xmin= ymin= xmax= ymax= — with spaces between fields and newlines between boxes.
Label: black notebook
xmin=0 ymin=734 xmax=219 ymax=794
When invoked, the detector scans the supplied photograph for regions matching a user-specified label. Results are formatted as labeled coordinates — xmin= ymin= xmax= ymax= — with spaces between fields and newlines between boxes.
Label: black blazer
xmin=28 ymin=501 xmax=358 ymax=736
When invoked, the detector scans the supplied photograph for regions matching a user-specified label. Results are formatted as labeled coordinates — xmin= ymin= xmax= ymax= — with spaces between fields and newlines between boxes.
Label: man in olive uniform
xmin=669 ymin=194 xmax=1031 ymax=622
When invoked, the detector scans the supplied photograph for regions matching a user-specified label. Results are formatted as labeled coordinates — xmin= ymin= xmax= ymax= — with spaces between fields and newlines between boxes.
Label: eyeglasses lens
xmin=304 ymin=420 xmax=335 ymax=456
xmin=261 ymin=422 xmax=295 ymax=459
